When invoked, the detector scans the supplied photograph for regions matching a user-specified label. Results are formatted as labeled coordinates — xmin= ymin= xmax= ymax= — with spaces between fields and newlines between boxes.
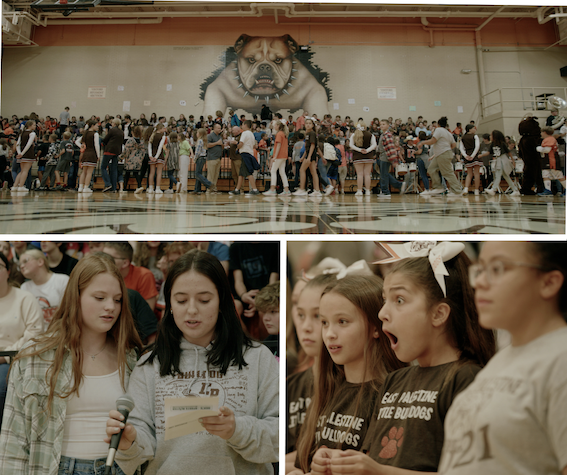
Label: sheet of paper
xmin=164 ymin=396 xmax=219 ymax=440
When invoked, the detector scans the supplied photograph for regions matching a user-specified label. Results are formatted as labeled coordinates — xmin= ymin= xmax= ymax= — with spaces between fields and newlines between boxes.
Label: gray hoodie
xmin=115 ymin=338 xmax=279 ymax=475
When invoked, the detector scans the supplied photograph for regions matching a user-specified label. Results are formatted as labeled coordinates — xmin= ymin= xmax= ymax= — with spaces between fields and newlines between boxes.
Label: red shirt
xmin=124 ymin=264 xmax=158 ymax=301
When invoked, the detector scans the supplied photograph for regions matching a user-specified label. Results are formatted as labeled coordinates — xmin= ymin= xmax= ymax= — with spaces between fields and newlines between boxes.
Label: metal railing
xmin=481 ymin=87 xmax=567 ymax=117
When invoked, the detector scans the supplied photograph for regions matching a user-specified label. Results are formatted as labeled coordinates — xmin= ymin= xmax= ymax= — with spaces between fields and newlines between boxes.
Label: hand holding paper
xmin=199 ymin=406 xmax=236 ymax=440
xmin=164 ymin=397 xmax=219 ymax=441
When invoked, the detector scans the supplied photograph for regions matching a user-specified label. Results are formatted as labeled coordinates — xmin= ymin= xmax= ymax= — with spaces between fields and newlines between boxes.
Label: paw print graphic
xmin=378 ymin=426 xmax=404 ymax=459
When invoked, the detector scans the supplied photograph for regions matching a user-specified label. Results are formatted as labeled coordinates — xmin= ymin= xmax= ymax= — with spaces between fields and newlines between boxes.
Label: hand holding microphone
xmin=104 ymin=395 xmax=137 ymax=475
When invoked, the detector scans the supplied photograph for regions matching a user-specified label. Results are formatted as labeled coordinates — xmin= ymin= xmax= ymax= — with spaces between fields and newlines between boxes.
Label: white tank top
xmin=61 ymin=370 xmax=125 ymax=459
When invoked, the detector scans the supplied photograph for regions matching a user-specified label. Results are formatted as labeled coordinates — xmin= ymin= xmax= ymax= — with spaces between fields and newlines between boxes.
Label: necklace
xmin=84 ymin=342 xmax=107 ymax=361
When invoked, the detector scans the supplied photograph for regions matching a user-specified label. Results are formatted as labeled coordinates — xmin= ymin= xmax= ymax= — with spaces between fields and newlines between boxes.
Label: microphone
xmin=105 ymin=395 xmax=135 ymax=475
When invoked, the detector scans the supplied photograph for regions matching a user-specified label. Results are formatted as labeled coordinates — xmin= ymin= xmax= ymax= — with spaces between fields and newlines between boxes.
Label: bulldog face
xmin=234 ymin=34 xmax=298 ymax=96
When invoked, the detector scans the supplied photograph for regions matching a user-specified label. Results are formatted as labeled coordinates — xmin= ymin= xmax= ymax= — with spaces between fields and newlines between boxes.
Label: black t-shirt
xmin=362 ymin=362 xmax=481 ymax=472
xmin=287 ymin=368 xmax=314 ymax=453
xmin=490 ymin=142 xmax=509 ymax=159
xmin=37 ymin=142 xmax=50 ymax=166
xmin=229 ymin=242 xmax=279 ymax=295
xmin=262 ymin=334 xmax=279 ymax=357
xmin=50 ymin=253 xmax=78 ymax=276
xmin=304 ymin=131 xmax=318 ymax=161
xmin=127 ymin=289 xmax=158 ymax=342
xmin=314 ymin=379 xmax=381 ymax=454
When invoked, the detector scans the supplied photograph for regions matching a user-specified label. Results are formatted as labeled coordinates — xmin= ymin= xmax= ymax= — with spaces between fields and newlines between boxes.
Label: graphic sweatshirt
xmin=115 ymin=338 xmax=279 ymax=475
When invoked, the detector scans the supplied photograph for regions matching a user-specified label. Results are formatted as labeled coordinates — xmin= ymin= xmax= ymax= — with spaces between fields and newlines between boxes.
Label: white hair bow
xmin=305 ymin=116 xmax=316 ymax=122
xmin=373 ymin=241 xmax=465 ymax=297
xmin=303 ymin=257 xmax=373 ymax=281
xmin=356 ymin=124 xmax=366 ymax=131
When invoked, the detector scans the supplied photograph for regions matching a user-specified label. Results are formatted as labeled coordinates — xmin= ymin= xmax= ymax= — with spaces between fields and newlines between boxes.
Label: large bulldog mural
xmin=200 ymin=34 xmax=331 ymax=116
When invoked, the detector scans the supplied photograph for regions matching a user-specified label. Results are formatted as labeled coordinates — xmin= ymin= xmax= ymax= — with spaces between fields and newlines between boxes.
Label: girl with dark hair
xmin=292 ymin=275 xmax=406 ymax=475
xmin=106 ymin=249 xmax=279 ymax=475
xmin=485 ymin=129 xmax=520 ymax=196
xmin=439 ymin=241 xmax=567 ymax=475
xmin=76 ymin=119 xmax=100 ymax=193
xmin=316 ymin=242 xmax=496 ymax=474
xmin=12 ymin=119 xmax=37 ymax=192
xmin=0 ymin=253 xmax=142 ymax=475
xmin=293 ymin=118 xmax=321 ymax=196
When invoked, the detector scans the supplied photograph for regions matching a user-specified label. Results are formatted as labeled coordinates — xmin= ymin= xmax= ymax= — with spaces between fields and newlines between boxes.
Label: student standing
xmin=0 ymin=253 xmax=142 ymax=475
xmin=76 ymin=120 xmax=100 ymax=193
xmin=106 ymin=250 xmax=279 ymax=475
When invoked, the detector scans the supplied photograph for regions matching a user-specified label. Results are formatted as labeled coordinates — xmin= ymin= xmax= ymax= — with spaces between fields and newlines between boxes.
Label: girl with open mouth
xmin=311 ymin=242 xmax=495 ymax=475
xmin=291 ymin=274 xmax=405 ymax=475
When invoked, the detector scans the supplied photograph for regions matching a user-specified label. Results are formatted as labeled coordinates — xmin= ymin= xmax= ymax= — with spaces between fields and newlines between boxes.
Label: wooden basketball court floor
xmin=1 ymin=189 xmax=564 ymax=235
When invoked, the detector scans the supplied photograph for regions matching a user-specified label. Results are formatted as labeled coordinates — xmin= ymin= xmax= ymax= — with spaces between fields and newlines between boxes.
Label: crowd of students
xmin=0 ymin=240 xmax=280 ymax=474
xmin=287 ymin=240 xmax=567 ymax=475
xmin=3 ymin=108 xmax=563 ymax=197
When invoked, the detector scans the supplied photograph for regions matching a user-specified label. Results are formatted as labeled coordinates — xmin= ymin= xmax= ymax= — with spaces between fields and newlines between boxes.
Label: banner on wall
xmin=199 ymin=34 xmax=332 ymax=116
xmin=377 ymin=87 xmax=396 ymax=100
xmin=88 ymin=86 xmax=106 ymax=99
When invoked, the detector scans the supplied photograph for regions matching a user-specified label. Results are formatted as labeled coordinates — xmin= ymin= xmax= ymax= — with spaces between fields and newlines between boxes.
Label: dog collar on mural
xmin=232 ymin=59 xmax=298 ymax=103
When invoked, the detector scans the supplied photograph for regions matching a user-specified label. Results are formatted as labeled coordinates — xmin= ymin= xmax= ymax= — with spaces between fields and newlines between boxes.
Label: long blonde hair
xmin=197 ymin=128 xmax=208 ymax=147
xmin=353 ymin=122 xmax=366 ymax=147
xmin=149 ymin=123 xmax=165 ymax=145
xmin=13 ymin=253 xmax=143 ymax=413
xmin=275 ymin=120 xmax=289 ymax=138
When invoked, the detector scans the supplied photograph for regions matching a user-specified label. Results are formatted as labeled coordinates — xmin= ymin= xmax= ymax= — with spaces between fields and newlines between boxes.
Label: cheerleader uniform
xmin=350 ymin=130 xmax=377 ymax=164
xmin=80 ymin=130 xmax=100 ymax=167
xmin=16 ymin=129 xmax=37 ymax=164
xmin=149 ymin=131 xmax=167 ymax=165
xmin=459 ymin=133 xmax=481 ymax=168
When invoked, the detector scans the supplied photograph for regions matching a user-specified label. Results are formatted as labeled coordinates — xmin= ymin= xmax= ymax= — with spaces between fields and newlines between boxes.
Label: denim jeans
xmin=0 ymin=363 xmax=9 ymax=427
xmin=101 ymin=154 xmax=118 ymax=191
xmin=167 ymin=170 xmax=178 ymax=189
xmin=417 ymin=158 xmax=429 ymax=190
xmin=317 ymin=159 xmax=330 ymax=187
xmin=292 ymin=161 xmax=301 ymax=189
xmin=379 ymin=160 xmax=401 ymax=195
xmin=195 ymin=157 xmax=212 ymax=192
xmin=58 ymin=455 xmax=127 ymax=475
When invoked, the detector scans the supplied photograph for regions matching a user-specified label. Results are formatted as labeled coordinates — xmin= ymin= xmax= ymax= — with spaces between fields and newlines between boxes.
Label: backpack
xmin=323 ymin=142 xmax=338 ymax=161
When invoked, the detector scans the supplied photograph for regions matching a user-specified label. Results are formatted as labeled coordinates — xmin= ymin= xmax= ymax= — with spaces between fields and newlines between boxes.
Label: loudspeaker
xmin=561 ymin=66 xmax=567 ymax=77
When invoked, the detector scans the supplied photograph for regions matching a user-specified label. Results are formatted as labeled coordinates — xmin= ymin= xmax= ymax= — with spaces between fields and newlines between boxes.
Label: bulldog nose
xmin=259 ymin=63 xmax=272 ymax=73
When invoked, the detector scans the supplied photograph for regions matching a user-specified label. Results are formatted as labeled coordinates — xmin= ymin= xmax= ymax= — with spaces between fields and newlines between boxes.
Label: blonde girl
xmin=286 ymin=274 xmax=337 ymax=473
xmin=350 ymin=122 xmax=377 ymax=196
xmin=76 ymin=120 xmax=100 ymax=193
xmin=147 ymin=123 xmax=167 ymax=194
xmin=178 ymin=132 xmax=194 ymax=193
xmin=264 ymin=120 xmax=290 ymax=196
xmin=192 ymin=128 xmax=212 ymax=193
xmin=0 ymin=253 xmax=142 ymax=475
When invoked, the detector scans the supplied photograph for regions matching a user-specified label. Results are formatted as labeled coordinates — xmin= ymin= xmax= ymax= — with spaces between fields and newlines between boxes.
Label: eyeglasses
xmin=468 ymin=260 xmax=552 ymax=288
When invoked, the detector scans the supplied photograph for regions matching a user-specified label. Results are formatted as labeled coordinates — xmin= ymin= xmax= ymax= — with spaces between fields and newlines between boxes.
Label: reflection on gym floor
xmin=1 ymin=191 xmax=564 ymax=235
